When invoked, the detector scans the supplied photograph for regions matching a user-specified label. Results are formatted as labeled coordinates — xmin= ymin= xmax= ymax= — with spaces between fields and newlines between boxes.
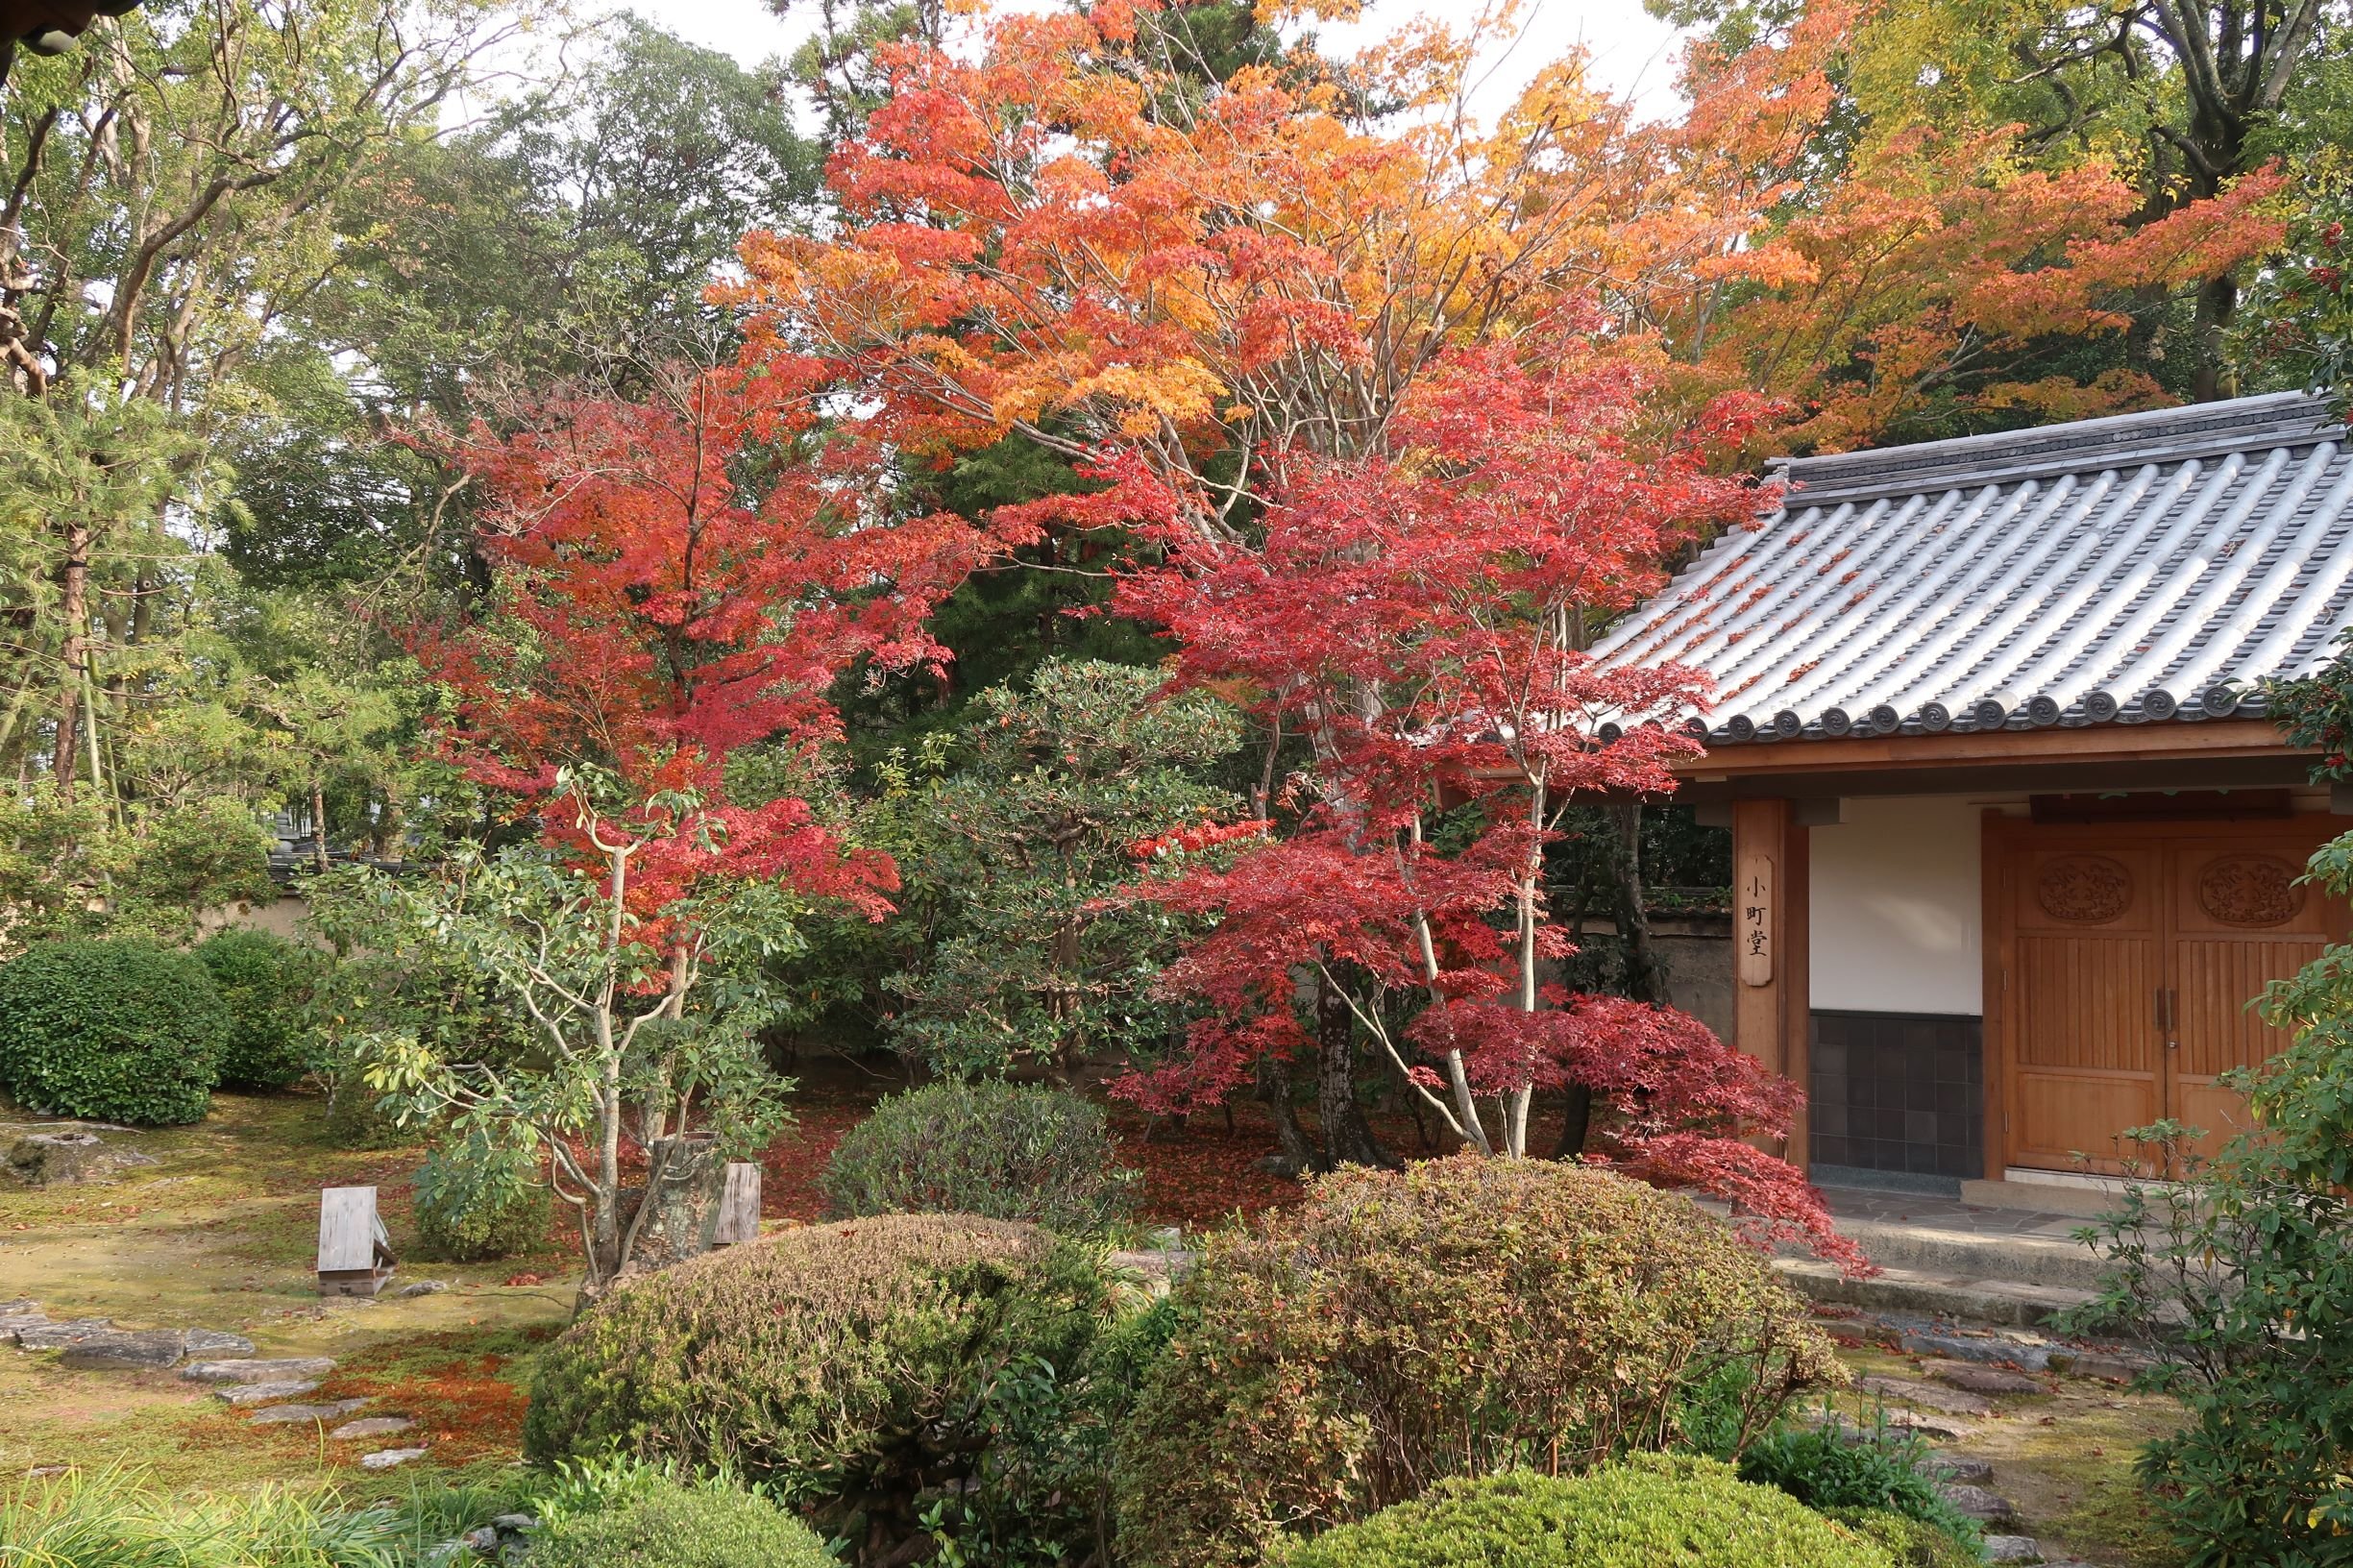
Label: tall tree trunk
xmin=1314 ymin=968 xmax=1388 ymax=1167
xmin=1609 ymin=801 xmax=1667 ymax=1006
xmin=50 ymin=517 xmax=88 ymax=798
xmin=2192 ymin=270 xmax=2240 ymax=403
xmin=1256 ymin=1046 xmax=1317 ymax=1175
xmin=310 ymin=773 xmax=329 ymax=871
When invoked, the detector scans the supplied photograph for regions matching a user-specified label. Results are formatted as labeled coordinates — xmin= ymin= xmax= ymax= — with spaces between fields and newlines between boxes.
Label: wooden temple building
xmin=1592 ymin=392 xmax=2353 ymax=1204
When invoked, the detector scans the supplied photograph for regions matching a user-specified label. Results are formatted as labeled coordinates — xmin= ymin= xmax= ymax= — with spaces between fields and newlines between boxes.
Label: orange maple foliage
xmin=731 ymin=0 xmax=2287 ymax=488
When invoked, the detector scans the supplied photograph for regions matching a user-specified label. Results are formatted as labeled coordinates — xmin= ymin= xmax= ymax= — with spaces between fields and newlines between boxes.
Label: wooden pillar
xmin=1731 ymin=799 xmax=1810 ymax=1166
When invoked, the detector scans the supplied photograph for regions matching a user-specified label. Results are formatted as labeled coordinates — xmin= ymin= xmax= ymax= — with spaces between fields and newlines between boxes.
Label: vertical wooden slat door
xmin=1998 ymin=820 xmax=2347 ymax=1174
xmin=2169 ymin=837 xmax=2337 ymax=1163
xmin=2007 ymin=844 xmax=2165 ymax=1173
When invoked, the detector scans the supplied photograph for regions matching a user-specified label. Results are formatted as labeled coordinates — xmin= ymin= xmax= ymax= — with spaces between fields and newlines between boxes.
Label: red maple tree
xmin=421 ymin=360 xmax=992 ymax=932
xmin=1112 ymin=318 xmax=1862 ymax=1266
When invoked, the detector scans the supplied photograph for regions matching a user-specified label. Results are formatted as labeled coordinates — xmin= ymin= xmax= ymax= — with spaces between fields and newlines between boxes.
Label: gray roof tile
xmin=1590 ymin=393 xmax=2353 ymax=744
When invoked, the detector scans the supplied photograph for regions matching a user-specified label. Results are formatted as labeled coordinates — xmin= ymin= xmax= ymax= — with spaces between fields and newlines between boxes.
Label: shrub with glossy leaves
xmin=194 ymin=929 xmax=321 ymax=1090
xmin=524 ymin=1213 xmax=1129 ymax=1565
xmin=821 ymin=1078 xmax=1139 ymax=1235
xmin=0 ymin=938 xmax=229 ymax=1125
xmin=413 ymin=1128 xmax=551 ymax=1262
xmin=528 ymin=1465 xmax=832 ymax=1568
xmin=1269 ymin=1457 xmax=1894 ymax=1568
xmin=1115 ymin=1155 xmax=1839 ymax=1568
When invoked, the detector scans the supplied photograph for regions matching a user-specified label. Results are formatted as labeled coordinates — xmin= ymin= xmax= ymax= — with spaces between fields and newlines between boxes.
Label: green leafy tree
xmin=887 ymin=659 xmax=1243 ymax=1080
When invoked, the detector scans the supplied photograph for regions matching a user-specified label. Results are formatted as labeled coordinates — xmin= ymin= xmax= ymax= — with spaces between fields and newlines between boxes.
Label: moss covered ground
xmin=3 ymin=1080 xmax=2190 ymax=1565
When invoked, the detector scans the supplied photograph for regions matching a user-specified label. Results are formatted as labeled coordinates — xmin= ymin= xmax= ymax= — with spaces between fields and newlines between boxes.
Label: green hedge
xmin=530 ymin=1471 xmax=832 ymax=1568
xmin=821 ymin=1078 xmax=1139 ymax=1236
xmin=1115 ymin=1155 xmax=1839 ymax=1568
xmin=194 ymin=929 xmax=319 ymax=1090
xmin=524 ymin=1213 xmax=1126 ymax=1564
xmin=0 ymin=938 xmax=229 ymax=1125
xmin=1270 ymin=1457 xmax=1894 ymax=1568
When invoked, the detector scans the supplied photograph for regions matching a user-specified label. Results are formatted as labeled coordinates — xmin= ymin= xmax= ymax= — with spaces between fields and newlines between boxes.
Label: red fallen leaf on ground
xmin=502 ymin=1272 xmax=544 ymax=1286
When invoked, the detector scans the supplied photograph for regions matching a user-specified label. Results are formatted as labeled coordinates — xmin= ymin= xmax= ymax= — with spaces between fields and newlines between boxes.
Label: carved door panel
xmin=2009 ymin=845 xmax=2164 ymax=1173
xmin=2168 ymin=840 xmax=2335 ymax=1163
xmin=2000 ymin=821 xmax=2345 ymax=1174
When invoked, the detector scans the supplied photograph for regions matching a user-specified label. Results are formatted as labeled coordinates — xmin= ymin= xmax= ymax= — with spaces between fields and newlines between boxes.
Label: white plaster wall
xmin=1808 ymin=796 xmax=1982 ymax=1016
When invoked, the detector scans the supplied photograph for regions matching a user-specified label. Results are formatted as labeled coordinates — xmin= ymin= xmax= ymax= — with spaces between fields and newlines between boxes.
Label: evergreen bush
xmin=528 ymin=1466 xmax=832 ymax=1568
xmin=412 ymin=1128 xmax=551 ymax=1261
xmin=821 ymin=1077 xmax=1140 ymax=1235
xmin=1737 ymin=1418 xmax=1980 ymax=1549
xmin=1115 ymin=1155 xmax=1838 ymax=1568
xmin=0 ymin=938 xmax=229 ymax=1125
xmin=1268 ymin=1457 xmax=1893 ymax=1568
xmin=524 ymin=1213 xmax=1137 ymax=1564
xmin=193 ymin=928 xmax=320 ymax=1090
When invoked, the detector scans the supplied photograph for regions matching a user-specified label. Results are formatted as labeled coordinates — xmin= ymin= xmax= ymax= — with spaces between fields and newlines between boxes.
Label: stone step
xmin=184 ymin=1357 xmax=336 ymax=1384
xmin=1775 ymin=1256 xmax=2099 ymax=1329
xmin=1829 ymin=1216 xmax=2111 ymax=1293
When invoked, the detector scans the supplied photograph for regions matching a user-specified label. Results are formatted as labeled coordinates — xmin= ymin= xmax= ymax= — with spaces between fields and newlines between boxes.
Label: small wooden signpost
xmin=317 ymin=1186 xmax=397 ymax=1297
xmin=712 ymin=1162 xmax=761 ymax=1248
xmin=1737 ymin=853 xmax=1774 ymax=988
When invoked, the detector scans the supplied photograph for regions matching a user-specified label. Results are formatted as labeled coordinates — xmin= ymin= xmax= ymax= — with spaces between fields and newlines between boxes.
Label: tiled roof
xmin=1589 ymin=392 xmax=2353 ymax=745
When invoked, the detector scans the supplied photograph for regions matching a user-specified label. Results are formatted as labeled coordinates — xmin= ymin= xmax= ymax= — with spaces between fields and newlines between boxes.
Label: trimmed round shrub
xmin=193 ymin=929 xmax=319 ymax=1090
xmin=1115 ymin=1155 xmax=1841 ymax=1568
xmin=0 ymin=938 xmax=230 ymax=1125
xmin=412 ymin=1132 xmax=551 ymax=1262
xmin=821 ymin=1078 xmax=1139 ymax=1235
xmin=1827 ymin=1508 xmax=1985 ymax=1568
xmin=525 ymin=1213 xmax=1121 ymax=1563
xmin=1269 ymin=1457 xmax=1895 ymax=1568
xmin=530 ymin=1470 xmax=833 ymax=1568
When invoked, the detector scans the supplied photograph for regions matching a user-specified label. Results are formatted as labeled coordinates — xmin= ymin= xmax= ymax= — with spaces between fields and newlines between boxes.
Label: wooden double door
xmin=1994 ymin=818 xmax=2344 ymax=1174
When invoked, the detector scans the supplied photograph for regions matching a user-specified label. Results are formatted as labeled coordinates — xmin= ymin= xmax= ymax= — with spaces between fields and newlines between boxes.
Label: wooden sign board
xmin=713 ymin=1162 xmax=762 ymax=1247
xmin=1737 ymin=853 xmax=1774 ymax=988
xmin=317 ymin=1186 xmax=397 ymax=1297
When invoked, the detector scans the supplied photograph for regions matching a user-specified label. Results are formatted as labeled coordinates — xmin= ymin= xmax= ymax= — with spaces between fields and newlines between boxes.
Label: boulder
xmin=329 ymin=1416 xmax=415 ymax=1441
xmin=0 ymin=1303 xmax=50 ymax=1343
xmin=15 ymin=1318 xmax=119 ymax=1351
xmin=57 ymin=1329 xmax=186 ymax=1370
xmin=1924 ymin=1454 xmax=1996 ymax=1485
xmin=1855 ymin=1374 xmax=1997 ymax=1417
xmin=359 ymin=1447 xmax=428 ymax=1471
xmin=182 ymin=1330 xmax=255 ymax=1360
xmin=183 ymin=1356 xmax=336 ymax=1384
xmin=1923 ymin=1359 xmax=2049 ymax=1396
xmin=396 ymin=1280 xmax=451 ymax=1299
xmin=249 ymin=1398 xmax=372 ymax=1426
xmin=217 ymin=1379 xmax=323 ymax=1406
xmin=1939 ymin=1483 xmax=2020 ymax=1525
xmin=1984 ymin=1536 xmax=2045 ymax=1563
xmin=6 ymin=1131 xmax=154 ymax=1186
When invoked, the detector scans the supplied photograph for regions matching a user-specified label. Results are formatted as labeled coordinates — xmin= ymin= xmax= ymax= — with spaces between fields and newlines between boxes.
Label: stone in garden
xmin=1983 ymin=1536 xmax=2044 ymax=1564
xmin=216 ymin=1379 xmax=322 ymax=1406
xmin=0 ymin=1303 xmax=49 ymax=1343
xmin=491 ymin=1515 xmax=536 ymax=1533
xmin=183 ymin=1356 xmax=335 ymax=1384
xmin=1881 ymin=1409 xmax=1974 ymax=1441
xmin=462 ymin=1526 xmax=500 ymax=1553
xmin=396 ymin=1280 xmax=451 ymax=1298
xmin=1898 ymin=1328 xmax=2054 ymax=1370
xmin=15 ymin=1318 xmax=120 ymax=1350
xmin=1939 ymin=1483 xmax=2019 ymax=1525
xmin=5 ymin=1131 xmax=155 ymax=1186
xmin=359 ymin=1447 xmax=428 ymax=1470
xmin=329 ymin=1416 xmax=415 ymax=1441
xmin=181 ymin=1329 xmax=254 ymax=1360
xmin=1924 ymin=1454 xmax=1995 ymax=1484
xmin=57 ymin=1329 xmax=187 ymax=1369
xmin=1855 ymin=1375 xmax=1996 ymax=1417
xmin=1923 ymin=1359 xmax=2047 ymax=1396
xmin=249 ymin=1398 xmax=372 ymax=1426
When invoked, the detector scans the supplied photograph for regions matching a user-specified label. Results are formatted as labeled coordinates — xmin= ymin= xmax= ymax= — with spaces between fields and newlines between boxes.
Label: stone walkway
xmin=1814 ymin=1186 xmax=2094 ymax=1243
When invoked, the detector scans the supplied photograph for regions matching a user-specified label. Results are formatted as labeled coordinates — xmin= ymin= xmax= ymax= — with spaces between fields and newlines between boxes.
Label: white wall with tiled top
xmin=1809 ymin=796 xmax=1983 ymax=1016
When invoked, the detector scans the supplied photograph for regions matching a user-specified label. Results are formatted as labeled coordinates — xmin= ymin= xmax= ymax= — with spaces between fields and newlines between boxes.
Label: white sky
xmin=624 ymin=0 xmax=1691 ymax=122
